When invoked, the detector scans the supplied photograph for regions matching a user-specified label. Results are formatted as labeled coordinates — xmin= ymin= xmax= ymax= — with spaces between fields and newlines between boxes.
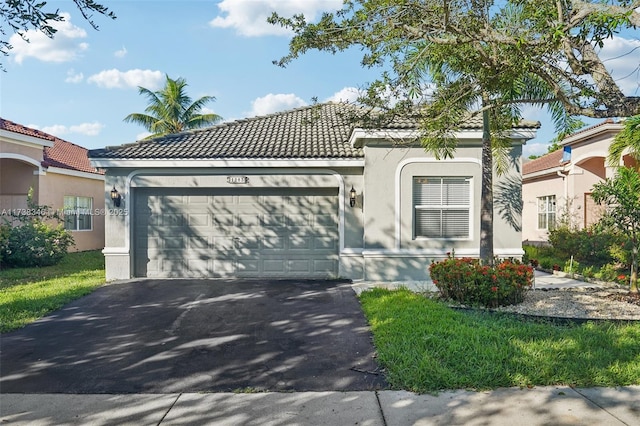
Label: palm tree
xmin=608 ymin=115 xmax=640 ymax=168
xmin=124 ymin=75 xmax=222 ymax=139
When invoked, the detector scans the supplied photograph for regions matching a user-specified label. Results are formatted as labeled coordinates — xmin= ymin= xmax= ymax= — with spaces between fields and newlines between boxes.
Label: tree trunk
xmin=631 ymin=240 xmax=638 ymax=293
xmin=479 ymin=96 xmax=494 ymax=265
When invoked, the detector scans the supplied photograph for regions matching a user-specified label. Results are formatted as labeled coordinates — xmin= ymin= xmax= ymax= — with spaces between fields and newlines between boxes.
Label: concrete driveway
xmin=0 ymin=279 xmax=386 ymax=393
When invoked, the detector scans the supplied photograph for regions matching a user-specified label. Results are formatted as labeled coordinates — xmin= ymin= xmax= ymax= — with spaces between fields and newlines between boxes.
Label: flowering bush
xmin=1 ymin=189 xmax=74 ymax=268
xmin=429 ymin=254 xmax=533 ymax=308
xmin=3 ymin=221 xmax=74 ymax=268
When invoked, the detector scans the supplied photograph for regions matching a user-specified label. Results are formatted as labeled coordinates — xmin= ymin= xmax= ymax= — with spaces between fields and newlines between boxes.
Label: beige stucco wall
xmin=522 ymin=125 xmax=621 ymax=242
xmin=38 ymin=171 xmax=105 ymax=252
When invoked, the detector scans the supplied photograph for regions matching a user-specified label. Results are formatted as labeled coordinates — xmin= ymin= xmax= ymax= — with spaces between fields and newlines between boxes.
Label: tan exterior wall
xmin=37 ymin=171 xmax=105 ymax=252
xmin=522 ymin=123 xmax=622 ymax=242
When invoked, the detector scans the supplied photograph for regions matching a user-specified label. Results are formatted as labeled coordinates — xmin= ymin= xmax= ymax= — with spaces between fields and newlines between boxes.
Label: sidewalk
xmin=2 ymin=386 xmax=639 ymax=425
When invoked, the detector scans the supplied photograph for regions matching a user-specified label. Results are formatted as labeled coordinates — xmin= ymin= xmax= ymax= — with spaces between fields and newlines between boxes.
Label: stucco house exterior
xmin=89 ymin=103 xmax=538 ymax=282
xmin=0 ymin=118 xmax=105 ymax=251
xmin=522 ymin=119 xmax=632 ymax=243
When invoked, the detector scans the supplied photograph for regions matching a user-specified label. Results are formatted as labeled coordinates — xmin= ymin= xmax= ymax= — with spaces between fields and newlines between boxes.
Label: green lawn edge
xmin=359 ymin=288 xmax=640 ymax=393
xmin=0 ymin=250 xmax=105 ymax=333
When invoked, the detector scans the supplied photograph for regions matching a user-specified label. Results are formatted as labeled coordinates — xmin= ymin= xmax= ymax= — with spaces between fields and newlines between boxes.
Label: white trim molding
xmin=0 ymin=152 xmax=46 ymax=174
xmin=90 ymin=158 xmax=364 ymax=169
xmin=394 ymin=157 xmax=481 ymax=250
xmin=0 ymin=130 xmax=54 ymax=149
xmin=47 ymin=166 xmax=105 ymax=181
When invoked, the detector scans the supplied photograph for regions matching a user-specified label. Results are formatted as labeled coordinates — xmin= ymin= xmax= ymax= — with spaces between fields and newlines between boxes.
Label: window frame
xmin=63 ymin=195 xmax=93 ymax=232
xmin=412 ymin=176 xmax=472 ymax=240
xmin=537 ymin=195 xmax=556 ymax=231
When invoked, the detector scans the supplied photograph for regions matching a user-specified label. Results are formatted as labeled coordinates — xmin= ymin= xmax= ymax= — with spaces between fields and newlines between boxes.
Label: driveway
xmin=0 ymin=279 xmax=387 ymax=393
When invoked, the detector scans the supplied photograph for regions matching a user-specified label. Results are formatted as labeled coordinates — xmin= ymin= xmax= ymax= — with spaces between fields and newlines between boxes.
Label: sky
xmin=1 ymin=0 xmax=639 ymax=158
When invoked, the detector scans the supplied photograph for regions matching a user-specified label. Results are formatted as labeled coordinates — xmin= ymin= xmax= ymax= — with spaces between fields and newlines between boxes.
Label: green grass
xmin=0 ymin=250 xmax=105 ymax=332
xmin=360 ymin=288 xmax=640 ymax=393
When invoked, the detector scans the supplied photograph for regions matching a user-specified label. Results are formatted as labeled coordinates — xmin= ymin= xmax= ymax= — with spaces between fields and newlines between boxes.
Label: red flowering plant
xmin=429 ymin=252 xmax=534 ymax=308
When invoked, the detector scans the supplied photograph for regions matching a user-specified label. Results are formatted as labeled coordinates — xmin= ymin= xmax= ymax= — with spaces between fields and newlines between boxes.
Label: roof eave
xmin=89 ymin=158 xmax=366 ymax=169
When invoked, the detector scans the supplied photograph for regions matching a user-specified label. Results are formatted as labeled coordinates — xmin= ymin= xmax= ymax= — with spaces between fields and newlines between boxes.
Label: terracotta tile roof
xmin=0 ymin=118 xmax=55 ymax=142
xmin=523 ymin=149 xmax=565 ymax=175
xmin=1 ymin=117 xmax=103 ymax=175
xmin=89 ymin=103 xmax=540 ymax=160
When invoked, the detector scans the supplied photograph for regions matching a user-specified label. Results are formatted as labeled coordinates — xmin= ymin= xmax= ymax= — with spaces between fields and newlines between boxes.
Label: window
xmin=537 ymin=195 xmax=556 ymax=230
xmin=64 ymin=196 xmax=92 ymax=231
xmin=413 ymin=177 xmax=471 ymax=239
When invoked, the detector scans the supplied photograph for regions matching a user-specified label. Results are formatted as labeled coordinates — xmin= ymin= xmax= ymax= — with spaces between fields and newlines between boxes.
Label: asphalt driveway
xmin=0 ymin=279 xmax=387 ymax=393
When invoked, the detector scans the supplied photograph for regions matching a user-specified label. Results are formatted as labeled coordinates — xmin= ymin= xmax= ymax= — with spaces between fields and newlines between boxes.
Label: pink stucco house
xmin=0 ymin=118 xmax=105 ymax=251
xmin=522 ymin=119 xmax=636 ymax=243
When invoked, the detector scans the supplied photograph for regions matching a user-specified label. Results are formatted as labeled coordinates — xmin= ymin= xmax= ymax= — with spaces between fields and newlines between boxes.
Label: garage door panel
xmin=188 ymin=213 xmax=209 ymax=227
xmin=135 ymin=187 xmax=339 ymax=278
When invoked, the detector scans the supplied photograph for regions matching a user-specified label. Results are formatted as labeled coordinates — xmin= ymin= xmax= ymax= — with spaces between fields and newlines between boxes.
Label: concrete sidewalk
xmin=2 ymin=386 xmax=639 ymax=425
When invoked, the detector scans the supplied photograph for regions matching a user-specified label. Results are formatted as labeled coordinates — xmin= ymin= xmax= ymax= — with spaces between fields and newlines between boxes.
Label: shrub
xmin=429 ymin=254 xmax=533 ymax=308
xmin=3 ymin=221 xmax=74 ymax=268
xmin=1 ymin=188 xmax=74 ymax=268
xmin=548 ymin=226 xmax=619 ymax=267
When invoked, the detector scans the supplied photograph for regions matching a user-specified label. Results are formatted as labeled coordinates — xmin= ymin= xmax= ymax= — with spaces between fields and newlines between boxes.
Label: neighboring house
xmin=522 ymin=119 xmax=633 ymax=243
xmin=0 ymin=118 xmax=105 ymax=251
xmin=89 ymin=103 xmax=538 ymax=282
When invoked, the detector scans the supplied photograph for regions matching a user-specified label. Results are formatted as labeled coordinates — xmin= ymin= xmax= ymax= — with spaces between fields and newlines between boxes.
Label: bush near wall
xmin=0 ymin=190 xmax=74 ymax=269
xmin=429 ymin=254 xmax=534 ymax=308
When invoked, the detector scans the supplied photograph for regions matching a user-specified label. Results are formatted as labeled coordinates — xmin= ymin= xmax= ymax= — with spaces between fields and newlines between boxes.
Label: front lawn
xmin=0 ymin=250 xmax=105 ymax=332
xmin=360 ymin=288 xmax=640 ymax=393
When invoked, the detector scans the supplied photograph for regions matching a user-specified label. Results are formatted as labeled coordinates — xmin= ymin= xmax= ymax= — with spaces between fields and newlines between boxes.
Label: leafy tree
xmin=124 ymin=75 xmax=223 ymax=139
xmin=270 ymin=0 xmax=614 ymax=262
xmin=0 ymin=0 xmax=115 ymax=68
xmin=591 ymin=167 xmax=640 ymax=293
xmin=608 ymin=115 xmax=640 ymax=168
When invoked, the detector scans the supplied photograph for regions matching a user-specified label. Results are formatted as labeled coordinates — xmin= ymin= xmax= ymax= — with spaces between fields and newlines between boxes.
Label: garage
xmin=134 ymin=187 xmax=339 ymax=278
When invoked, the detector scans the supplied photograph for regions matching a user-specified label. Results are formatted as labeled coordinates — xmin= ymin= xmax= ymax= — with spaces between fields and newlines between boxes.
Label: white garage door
xmin=134 ymin=187 xmax=339 ymax=278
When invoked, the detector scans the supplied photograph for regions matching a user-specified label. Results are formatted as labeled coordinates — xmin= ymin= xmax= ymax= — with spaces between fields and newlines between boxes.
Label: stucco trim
xmin=362 ymin=247 xmax=524 ymax=257
xmin=0 ymin=130 xmax=54 ymax=149
xmin=47 ymin=166 xmax=105 ymax=181
xmin=114 ymin=168 xmax=353 ymax=277
xmin=90 ymin=159 xmax=364 ymax=168
xmin=0 ymin=152 xmax=45 ymax=174
xmin=394 ymin=157 xmax=482 ymax=249
xmin=560 ymin=122 xmax=624 ymax=146
xmin=569 ymin=151 xmax=608 ymax=168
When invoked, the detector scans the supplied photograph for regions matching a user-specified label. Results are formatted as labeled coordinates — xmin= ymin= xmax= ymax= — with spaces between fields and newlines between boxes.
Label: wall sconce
xmin=349 ymin=186 xmax=357 ymax=207
xmin=110 ymin=186 xmax=122 ymax=207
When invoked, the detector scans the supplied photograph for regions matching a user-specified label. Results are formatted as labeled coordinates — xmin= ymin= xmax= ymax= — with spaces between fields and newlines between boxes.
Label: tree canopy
xmin=270 ymin=0 xmax=639 ymax=122
xmin=124 ymin=75 xmax=223 ymax=139
xmin=0 ymin=0 xmax=115 ymax=67
xmin=608 ymin=115 xmax=640 ymax=167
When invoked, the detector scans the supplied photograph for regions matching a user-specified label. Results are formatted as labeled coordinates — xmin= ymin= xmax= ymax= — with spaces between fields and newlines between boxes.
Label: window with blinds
xmin=64 ymin=196 xmax=93 ymax=231
xmin=413 ymin=177 xmax=471 ymax=239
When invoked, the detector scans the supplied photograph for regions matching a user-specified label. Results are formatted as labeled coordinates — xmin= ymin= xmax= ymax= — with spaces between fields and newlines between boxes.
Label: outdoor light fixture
xmin=110 ymin=186 xmax=122 ymax=207
xmin=349 ymin=186 xmax=357 ymax=207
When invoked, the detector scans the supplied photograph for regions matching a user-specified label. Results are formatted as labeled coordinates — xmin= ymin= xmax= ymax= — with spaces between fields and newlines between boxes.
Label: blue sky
xmin=1 ymin=0 xmax=638 ymax=158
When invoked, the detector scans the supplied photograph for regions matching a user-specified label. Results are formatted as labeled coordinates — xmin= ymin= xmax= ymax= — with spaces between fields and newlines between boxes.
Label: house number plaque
xmin=227 ymin=176 xmax=249 ymax=184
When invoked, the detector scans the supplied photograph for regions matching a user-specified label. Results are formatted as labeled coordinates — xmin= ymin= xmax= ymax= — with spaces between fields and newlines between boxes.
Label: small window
xmin=537 ymin=195 xmax=556 ymax=230
xmin=64 ymin=196 xmax=92 ymax=231
xmin=413 ymin=177 xmax=471 ymax=239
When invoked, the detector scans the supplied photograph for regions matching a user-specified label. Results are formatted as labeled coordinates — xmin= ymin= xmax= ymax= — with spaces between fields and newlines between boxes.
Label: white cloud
xmin=65 ymin=68 xmax=84 ymax=83
xmin=249 ymin=93 xmax=307 ymax=116
xmin=325 ymin=87 xmax=362 ymax=103
xmin=600 ymin=36 xmax=640 ymax=96
xmin=10 ymin=13 xmax=88 ymax=64
xmin=522 ymin=142 xmax=552 ymax=159
xmin=114 ymin=46 xmax=127 ymax=58
xmin=31 ymin=122 xmax=104 ymax=138
xmin=136 ymin=131 xmax=152 ymax=140
xmin=87 ymin=69 xmax=164 ymax=89
xmin=210 ymin=0 xmax=342 ymax=37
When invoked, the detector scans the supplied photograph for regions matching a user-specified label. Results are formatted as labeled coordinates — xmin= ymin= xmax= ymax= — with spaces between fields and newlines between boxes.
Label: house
xmin=0 ymin=118 xmax=105 ymax=251
xmin=522 ymin=119 xmax=633 ymax=243
xmin=89 ymin=103 xmax=538 ymax=282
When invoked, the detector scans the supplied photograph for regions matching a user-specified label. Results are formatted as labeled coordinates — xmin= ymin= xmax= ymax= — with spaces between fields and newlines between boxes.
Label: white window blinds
xmin=413 ymin=177 xmax=471 ymax=239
